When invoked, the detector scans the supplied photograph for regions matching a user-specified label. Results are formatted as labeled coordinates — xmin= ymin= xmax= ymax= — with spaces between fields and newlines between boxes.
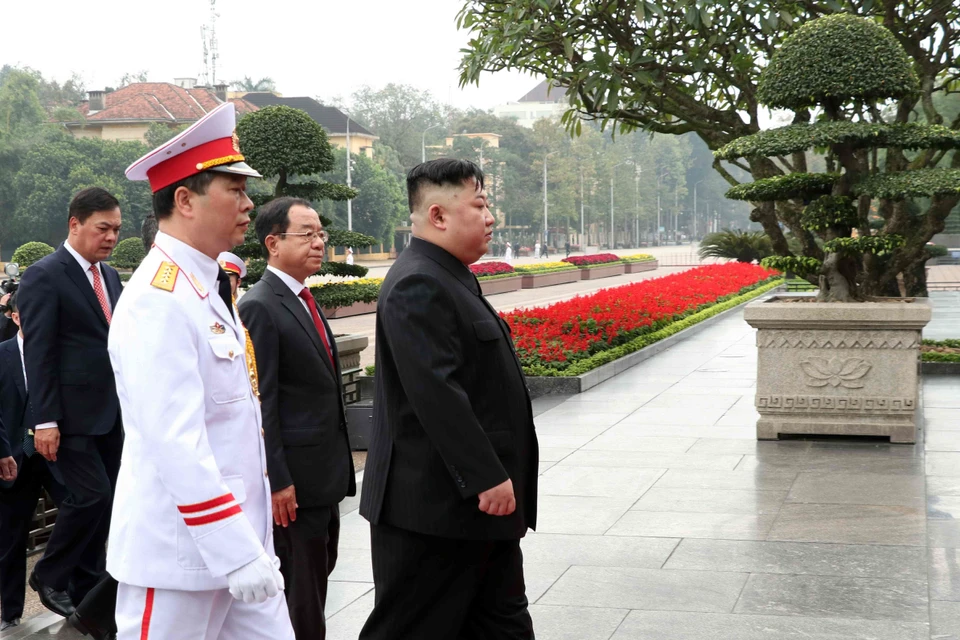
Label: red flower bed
xmin=469 ymin=261 xmax=516 ymax=278
xmin=503 ymin=263 xmax=777 ymax=370
xmin=562 ymin=253 xmax=621 ymax=267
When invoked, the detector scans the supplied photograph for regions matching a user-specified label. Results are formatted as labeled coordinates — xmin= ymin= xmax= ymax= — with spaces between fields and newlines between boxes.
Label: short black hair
xmin=69 ymin=187 xmax=120 ymax=224
xmin=7 ymin=291 xmax=17 ymax=314
xmin=141 ymin=214 xmax=158 ymax=250
xmin=151 ymin=171 xmax=218 ymax=221
xmin=255 ymin=196 xmax=313 ymax=257
xmin=406 ymin=158 xmax=485 ymax=213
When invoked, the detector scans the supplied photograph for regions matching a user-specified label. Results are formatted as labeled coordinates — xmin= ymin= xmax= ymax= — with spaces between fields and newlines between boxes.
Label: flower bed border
xmin=624 ymin=260 xmax=659 ymax=274
xmin=525 ymin=279 xmax=784 ymax=398
xmin=480 ymin=275 xmax=523 ymax=296
xmin=521 ymin=269 xmax=582 ymax=289
xmin=579 ymin=262 xmax=626 ymax=280
xmin=322 ymin=300 xmax=378 ymax=319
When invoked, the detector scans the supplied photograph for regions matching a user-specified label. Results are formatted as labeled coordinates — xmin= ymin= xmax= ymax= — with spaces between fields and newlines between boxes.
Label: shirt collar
xmin=64 ymin=238 xmax=97 ymax=274
xmin=152 ymin=231 xmax=218 ymax=299
xmin=16 ymin=332 xmax=23 ymax=358
xmin=266 ymin=265 xmax=306 ymax=297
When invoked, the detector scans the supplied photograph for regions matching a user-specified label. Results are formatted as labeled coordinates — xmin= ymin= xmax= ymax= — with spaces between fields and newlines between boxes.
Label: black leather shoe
xmin=1 ymin=618 xmax=20 ymax=630
xmin=29 ymin=571 xmax=76 ymax=617
xmin=69 ymin=611 xmax=115 ymax=640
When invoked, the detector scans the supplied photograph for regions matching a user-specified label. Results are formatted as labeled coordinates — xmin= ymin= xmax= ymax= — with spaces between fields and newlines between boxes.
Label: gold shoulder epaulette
xmin=151 ymin=261 xmax=180 ymax=292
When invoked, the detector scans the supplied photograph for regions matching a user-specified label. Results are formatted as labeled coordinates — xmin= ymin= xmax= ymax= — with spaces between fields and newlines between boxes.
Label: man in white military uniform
xmin=108 ymin=102 xmax=294 ymax=639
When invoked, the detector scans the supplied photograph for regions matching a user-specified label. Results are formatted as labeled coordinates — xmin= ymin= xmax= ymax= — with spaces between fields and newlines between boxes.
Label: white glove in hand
xmin=227 ymin=552 xmax=285 ymax=603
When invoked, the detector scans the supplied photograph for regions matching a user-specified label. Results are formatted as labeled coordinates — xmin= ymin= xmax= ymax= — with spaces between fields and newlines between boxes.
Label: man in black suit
xmin=17 ymin=187 xmax=124 ymax=625
xmin=0 ymin=291 xmax=68 ymax=631
xmin=359 ymin=159 xmax=539 ymax=639
xmin=238 ymin=196 xmax=356 ymax=640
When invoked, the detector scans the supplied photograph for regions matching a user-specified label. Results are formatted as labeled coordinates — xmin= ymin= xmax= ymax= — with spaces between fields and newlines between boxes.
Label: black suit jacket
xmin=238 ymin=268 xmax=356 ymax=509
xmin=0 ymin=337 xmax=62 ymax=490
xmin=359 ymin=237 xmax=539 ymax=540
xmin=18 ymin=244 xmax=123 ymax=437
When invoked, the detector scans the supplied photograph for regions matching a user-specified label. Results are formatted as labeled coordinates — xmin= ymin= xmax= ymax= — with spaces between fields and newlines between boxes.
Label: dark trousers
xmin=74 ymin=573 xmax=118 ymax=633
xmin=274 ymin=506 xmax=340 ymax=640
xmin=0 ymin=454 xmax=67 ymax=622
xmin=34 ymin=422 xmax=122 ymax=603
xmin=359 ymin=523 xmax=533 ymax=640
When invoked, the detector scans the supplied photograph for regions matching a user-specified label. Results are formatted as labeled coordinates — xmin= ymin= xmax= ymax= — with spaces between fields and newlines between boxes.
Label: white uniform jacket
xmin=107 ymin=231 xmax=273 ymax=591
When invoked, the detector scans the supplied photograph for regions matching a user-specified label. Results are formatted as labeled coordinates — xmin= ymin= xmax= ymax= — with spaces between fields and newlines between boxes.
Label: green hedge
xmin=726 ymin=173 xmax=837 ymax=202
xmin=513 ymin=264 xmax=578 ymax=274
xmin=577 ymin=261 xmax=626 ymax=269
xmin=922 ymin=339 xmax=960 ymax=363
xmin=477 ymin=272 xmax=522 ymax=282
xmin=11 ymin=242 xmax=55 ymax=268
xmin=109 ymin=237 xmax=147 ymax=269
xmin=853 ymin=168 xmax=960 ymax=199
xmin=524 ymin=278 xmax=784 ymax=377
xmin=311 ymin=279 xmax=382 ymax=310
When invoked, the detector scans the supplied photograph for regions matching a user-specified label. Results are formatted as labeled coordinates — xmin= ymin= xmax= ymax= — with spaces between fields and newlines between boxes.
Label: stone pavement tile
xmin=581 ymin=433 xmax=698 ymax=452
xmin=932 ymin=600 xmax=960 ymax=640
xmin=924 ymin=391 xmax=960 ymax=409
xmin=528 ymin=604 xmax=629 ymax=640
xmin=926 ymin=431 xmax=960 ymax=451
xmin=328 ymin=547 xmax=373 ymax=582
xmin=630 ymin=487 xmax=787 ymax=515
xmin=930 ymin=548 xmax=960 ymax=601
xmin=737 ymin=453 xmax=924 ymax=476
xmin=656 ymin=384 xmax=751 ymax=396
xmin=714 ymin=411 xmax=761 ymax=428
xmin=930 ymin=495 xmax=960 ymax=519
xmin=538 ymin=466 xmax=664 ymax=499
xmin=577 ymin=381 xmax=677 ymax=398
xmin=559 ymin=449 xmax=742 ymax=471
xmin=326 ymin=581 xmax=374 ymax=617
xmin=928 ymin=452 xmax=960 ymax=476
xmin=338 ymin=511 xmax=371 ymax=550
xmin=733 ymin=573 xmax=928 ymax=622
xmin=537 ymin=434 xmax=599 ymax=449
xmin=618 ymin=424 xmax=757 ymax=439
xmin=554 ymin=396 xmax=657 ymax=413
xmin=685 ymin=438 xmax=810 ymax=455
xmin=929 ymin=520 xmax=960 ymax=548
xmin=929 ymin=477 xmax=960 ymax=496
xmin=663 ymin=539 xmax=926 ymax=580
xmin=539 ymin=461 xmax=558 ymax=474
xmin=610 ymin=610 xmax=930 ymax=640
xmin=607 ymin=511 xmax=776 ymax=540
xmin=535 ymin=495 xmax=636 ymax=534
xmin=767 ymin=504 xmax=926 ymax=546
xmin=326 ymin=591 xmax=374 ymax=640
xmin=786 ymin=473 xmax=925 ymax=507
xmin=5 ymin=615 xmax=80 ymax=640
xmin=618 ymin=407 xmax=730 ymax=426
xmin=642 ymin=393 xmax=743 ymax=410
xmin=523 ymin=563 xmax=571 ymax=603
xmin=924 ymin=408 xmax=960 ymax=430
xmin=807 ymin=441 xmax=923 ymax=458
xmin=537 ymin=565 xmax=747 ymax=613
xmin=522 ymin=532 xmax=678 ymax=568
xmin=654 ymin=468 xmax=798 ymax=491
xmin=539 ymin=447 xmax=577 ymax=462
xmin=535 ymin=413 xmax=628 ymax=429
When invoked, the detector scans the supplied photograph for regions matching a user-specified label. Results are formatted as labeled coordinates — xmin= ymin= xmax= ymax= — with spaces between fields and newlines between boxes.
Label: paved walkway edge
xmin=527 ymin=285 xmax=785 ymax=399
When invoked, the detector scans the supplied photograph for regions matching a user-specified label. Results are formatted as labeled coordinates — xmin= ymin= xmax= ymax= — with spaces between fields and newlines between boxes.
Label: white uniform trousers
xmin=116 ymin=582 xmax=295 ymax=640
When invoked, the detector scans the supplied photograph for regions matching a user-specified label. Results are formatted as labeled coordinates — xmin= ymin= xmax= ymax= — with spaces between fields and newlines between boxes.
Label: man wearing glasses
xmin=238 ymin=196 xmax=356 ymax=640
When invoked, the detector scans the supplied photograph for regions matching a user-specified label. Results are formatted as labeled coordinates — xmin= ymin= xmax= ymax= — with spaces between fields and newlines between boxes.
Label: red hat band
xmin=220 ymin=261 xmax=243 ymax=276
xmin=146 ymin=137 xmax=244 ymax=193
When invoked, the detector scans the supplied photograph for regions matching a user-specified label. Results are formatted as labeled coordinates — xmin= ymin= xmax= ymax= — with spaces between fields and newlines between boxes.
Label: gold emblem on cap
xmin=232 ymin=130 xmax=241 ymax=153
xmin=210 ymin=322 xmax=226 ymax=335
xmin=196 ymin=163 xmax=204 ymax=170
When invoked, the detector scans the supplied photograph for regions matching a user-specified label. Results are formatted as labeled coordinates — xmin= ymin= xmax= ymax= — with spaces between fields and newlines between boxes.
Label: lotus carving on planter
xmin=800 ymin=357 xmax=871 ymax=389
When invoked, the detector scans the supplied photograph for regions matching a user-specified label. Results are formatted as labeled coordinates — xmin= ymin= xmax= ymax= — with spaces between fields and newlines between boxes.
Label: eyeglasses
xmin=278 ymin=230 xmax=328 ymax=243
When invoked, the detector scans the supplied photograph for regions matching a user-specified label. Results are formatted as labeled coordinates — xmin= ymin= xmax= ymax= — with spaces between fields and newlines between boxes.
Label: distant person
xmin=359 ymin=159 xmax=538 ymax=639
xmin=565 ymin=240 xmax=571 ymax=257
xmin=504 ymin=241 xmax=513 ymax=264
xmin=346 ymin=247 xmax=354 ymax=265
xmin=217 ymin=251 xmax=247 ymax=300
xmin=533 ymin=241 xmax=540 ymax=259
xmin=540 ymin=242 xmax=549 ymax=259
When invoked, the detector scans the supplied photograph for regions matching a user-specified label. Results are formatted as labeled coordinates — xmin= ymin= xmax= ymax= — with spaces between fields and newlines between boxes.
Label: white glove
xmin=226 ymin=552 xmax=285 ymax=604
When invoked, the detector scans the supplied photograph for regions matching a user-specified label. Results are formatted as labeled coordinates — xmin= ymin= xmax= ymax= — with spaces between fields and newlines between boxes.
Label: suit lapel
xmin=59 ymin=248 xmax=109 ymax=328
xmin=102 ymin=264 xmax=123 ymax=308
xmin=265 ymin=271 xmax=336 ymax=378
xmin=5 ymin=343 xmax=26 ymax=402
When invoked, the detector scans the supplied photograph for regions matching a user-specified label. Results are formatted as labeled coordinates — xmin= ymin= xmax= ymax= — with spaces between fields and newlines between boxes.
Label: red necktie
xmin=90 ymin=265 xmax=112 ymax=324
xmin=298 ymin=288 xmax=333 ymax=365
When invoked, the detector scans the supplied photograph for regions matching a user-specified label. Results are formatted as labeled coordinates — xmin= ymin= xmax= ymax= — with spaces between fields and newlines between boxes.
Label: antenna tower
xmin=199 ymin=0 xmax=219 ymax=86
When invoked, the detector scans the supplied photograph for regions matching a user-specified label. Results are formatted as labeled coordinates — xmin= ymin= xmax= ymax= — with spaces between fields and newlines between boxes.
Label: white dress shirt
xmin=35 ymin=240 xmax=112 ymax=431
xmin=265 ymin=265 xmax=332 ymax=343
xmin=16 ymin=332 xmax=27 ymax=392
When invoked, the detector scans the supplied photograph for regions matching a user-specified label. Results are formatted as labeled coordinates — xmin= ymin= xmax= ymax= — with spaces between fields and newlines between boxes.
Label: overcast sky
xmin=2 ymin=0 xmax=538 ymax=110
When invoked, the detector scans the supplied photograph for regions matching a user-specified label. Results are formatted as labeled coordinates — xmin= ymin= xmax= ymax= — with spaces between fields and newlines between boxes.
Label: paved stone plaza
xmin=11 ymin=292 xmax=960 ymax=640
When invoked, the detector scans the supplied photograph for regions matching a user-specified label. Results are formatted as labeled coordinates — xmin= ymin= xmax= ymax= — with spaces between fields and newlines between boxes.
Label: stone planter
xmin=321 ymin=300 xmax=377 ymax=319
xmin=479 ymin=275 xmax=523 ymax=296
xmin=579 ymin=263 xmax=626 ymax=280
xmin=624 ymin=260 xmax=658 ymax=274
xmin=744 ymin=296 xmax=931 ymax=444
xmin=333 ymin=333 xmax=369 ymax=373
xmin=520 ymin=269 xmax=581 ymax=289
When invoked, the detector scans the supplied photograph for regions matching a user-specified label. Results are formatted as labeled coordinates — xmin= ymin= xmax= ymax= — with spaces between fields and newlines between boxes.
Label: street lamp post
xmin=693 ymin=180 xmax=704 ymax=241
xmin=579 ymin=169 xmax=585 ymax=247
xmin=421 ymin=123 xmax=441 ymax=163
xmin=543 ymin=151 xmax=557 ymax=248
xmin=345 ymin=113 xmax=352 ymax=230
xmin=656 ymin=168 xmax=669 ymax=246
xmin=611 ymin=160 xmax=632 ymax=250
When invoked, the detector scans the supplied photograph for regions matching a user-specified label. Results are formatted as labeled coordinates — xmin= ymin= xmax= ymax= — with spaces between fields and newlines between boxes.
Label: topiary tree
xmin=715 ymin=14 xmax=960 ymax=302
xmin=234 ymin=105 xmax=377 ymax=262
xmin=698 ymin=230 xmax=773 ymax=263
xmin=109 ymin=236 xmax=146 ymax=269
xmin=11 ymin=241 xmax=54 ymax=268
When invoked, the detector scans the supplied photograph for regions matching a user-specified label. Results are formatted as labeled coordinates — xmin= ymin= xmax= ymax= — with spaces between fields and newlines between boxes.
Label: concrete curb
xmin=526 ymin=286 xmax=783 ymax=399
xmin=922 ymin=361 xmax=960 ymax=375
